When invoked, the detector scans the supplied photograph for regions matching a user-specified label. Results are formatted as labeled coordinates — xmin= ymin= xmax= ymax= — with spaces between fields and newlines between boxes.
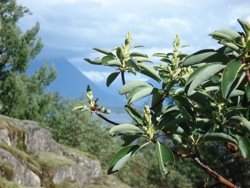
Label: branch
xmin=246 ymin=69 xmax=250 ymax=84
xmin=121 ymin=70 xmax=126 ymax=86
xmin=95 ymin=112 xmax=119 ymax=125
xmin=192 ymin=156 xmax=237 ymax=188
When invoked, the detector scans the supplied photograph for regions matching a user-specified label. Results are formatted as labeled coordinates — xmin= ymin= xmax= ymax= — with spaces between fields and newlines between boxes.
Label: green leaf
xmin=186 ymin=63 xmax=225 ymax=95
xmin=125 ymin=105 xmax=143 ymax=125
xmin=106 ymin=72 xmax=120 ymax=87
xmin=102 ymin=55 xmax=116 ymax=63
xmin=246 ymin=40 xmax=250 ymax=49
xmin=119 ymin=81 xmax=151 ymax=95
xmin=221 ymin=60 xmax=244 ymax=98
xmin=116 ymin=47 xmax=125 ymax=60
xmin=102 ymin=60 xmax=121 ymax=67
xmin=229 ymin=89 xmax=245 ymax=97
xmin=130 ymin=52 xmax=148 ymax=58
xmin=209 ymin=29 xmax=241 ymax=42
xmin=237 ymin=19 xmax=250 ymax=37
xmin=153 ymin=53 xmax=167 ymax=57
xmin=219 ymin=41 xmax=240 ymax=51
xmin=161 ymin=119 xmax=185 ymax=135
xmin=128 ymin=85 xmax=154 ymax=103
xmin=236 ymin=135 xmax=250 ymax=159
xmin=156 ymin=141 xmax=174 ymax=176
xmin=93 ymin=48 xmax=114 ymax=56
xmin=127 ymin=59 xmax=141 ymax=71
xmin=108 ymin=145 xmax=140 ymax=174
xmin=121 ymin=135 xmax=139 ymax=146
xmin=139 ymin=64 xmax=161 ymax=82
xmin=109 ymin=124 xmax=144 ymax=136
xmin=245 ymin=85 xmax=250 ymax=101
xmin=151 ymin=89 xmax=163 ymax=114
xmin=135 ymin=57 xmax=152 ymax=63
xmin=182 ymin=50 xmax=229 ymax=66
xmin=230 ymin=116 xmax=250 ymax=133
xmin=174 ymin=95 xmax=194 ymax=120
xmin=84 ymin=58 xmax=102 ymax=65
xmin=201 ymin=133 xmax=237 ymax=144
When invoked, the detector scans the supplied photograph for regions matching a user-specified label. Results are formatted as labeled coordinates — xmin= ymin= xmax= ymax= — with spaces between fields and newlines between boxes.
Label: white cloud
xmin=17 ymin=0 xmax=250 ymax=61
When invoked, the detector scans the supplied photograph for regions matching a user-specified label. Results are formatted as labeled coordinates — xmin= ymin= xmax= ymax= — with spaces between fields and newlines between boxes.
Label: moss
xmin=37 ymin=152 xmax=76 ymax=188
xmin=0 ymin=177 xmax=24 ymax=188
xmin=53 ymin=180 xmax=79 ymax=188
xmin=0 ymin=116 xmax=27 ymax=151
xmin=60 ymin=144 xmax=97 ymax=160
xmin=85 ymin=172 xmax=130 ymax=188
xmin=0 ymin=158 xmax=14 ymax=180
xmin=0 ymin=143 xmax=41 ymax=175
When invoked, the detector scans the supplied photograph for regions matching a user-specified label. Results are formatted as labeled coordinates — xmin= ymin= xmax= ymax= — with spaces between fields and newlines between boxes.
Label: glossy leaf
xmin=210 ymin=29 xmax=241 ymax=42
xmin=108 ymin=145 xmax=140 ymax=174
xmin=119 ymin=81 xmax=151 ymax=95
xmin=230 ymin=116 xmax=250 ymax=132
xmin=93 ymin=48 xmax=114 ymax=56
xmin=182 ymin=49 xmax=229 ymax=66
xmin=128 ymin=85 xmax=154 ymax=103
xmin=102 ymin=60 xmax=121 ymax=67
xmin=84 ymin=58 xmax=102 ymax=65
xmin=237 ymin=19 xmax=250 ymax=36
xmin=156 ymin=141 xmax=174 ymax=176
xmin=102 ymin=55 xmax=116 ymax=63
xmin=236 ymin=136 xmax=250 ymax=159
xmin=109 ymin=124 xmax=144 ymax=136
xmin=151 ymin=89 xmax=163 ymax=114
xmin=121 ymin=135 xmax=139 ymax=146
xmin=201 ymin=133 xmax=237 ymax=144
xmin=127 ymin=59 xmax=141 ymax=71
xmin=139 ymin=64 xmax=161 ymax=82
xmin=221 ymin=60 xmax=244 ymax=98
xmin=174 ymin=95 xmax=194 ymax=120
xmin=245 ymin=85 xmax=250 ymax=101
xmin=125 ymin=105 xmax=143 ymax=125
xmin=116 ymin=47 xmax=125 ymax=60
xmin=130 ymin=52 xmax=148 ymax=58
xmin=186 ymin=63 xmax=225 ymax=95
xmin=229 ymin=90 xmax=245 ymax=97
xmin=106 ymin=72 xmax=120 ymax=87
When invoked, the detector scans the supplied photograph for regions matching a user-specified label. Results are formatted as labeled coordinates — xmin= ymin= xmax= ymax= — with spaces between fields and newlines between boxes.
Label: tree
xmin=0 ymin=0 xmax=56 ymax=121
xmin=0 ymin=0 xmax=42 ymax=80
xmin=77 ymin=19 xmax=250 ymax=187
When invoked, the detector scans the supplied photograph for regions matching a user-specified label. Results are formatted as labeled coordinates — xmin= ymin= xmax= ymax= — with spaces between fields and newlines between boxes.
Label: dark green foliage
xmin=0 ymin=0 xmax=42 ymax=78
xmin=0 ymin=0 xmax=56 ymax=122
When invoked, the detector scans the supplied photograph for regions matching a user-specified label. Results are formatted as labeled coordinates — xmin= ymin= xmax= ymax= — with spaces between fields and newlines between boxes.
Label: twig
xmin=121 ymin=70 xmax=126 ymax=86
xmin=192 ymin=156 xmax=237 ymax=188
xmin=95 ymin=112 xmax=119 ymax=125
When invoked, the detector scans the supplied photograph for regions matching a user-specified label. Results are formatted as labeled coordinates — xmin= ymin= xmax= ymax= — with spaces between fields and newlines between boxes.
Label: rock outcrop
xmin=0 ymin=115 xmax=130 ymax=188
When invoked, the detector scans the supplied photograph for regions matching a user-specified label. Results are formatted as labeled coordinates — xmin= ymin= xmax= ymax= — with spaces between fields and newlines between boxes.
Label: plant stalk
xmin=192 ymin=156 xmax=237 ymax=188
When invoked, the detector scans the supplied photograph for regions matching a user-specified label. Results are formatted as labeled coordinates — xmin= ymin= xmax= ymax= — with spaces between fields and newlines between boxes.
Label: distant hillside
xmin=27 ymin=57 xmax=123 ymax=108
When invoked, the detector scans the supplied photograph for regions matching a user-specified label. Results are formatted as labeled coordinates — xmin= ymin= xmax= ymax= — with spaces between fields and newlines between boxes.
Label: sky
xmin=17 ymin=0 xmax=250 ymax=85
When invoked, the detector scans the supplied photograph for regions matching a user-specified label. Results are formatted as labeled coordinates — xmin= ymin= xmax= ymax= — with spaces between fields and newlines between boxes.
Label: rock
xmin=0 ymin=115 xmax=122 ymax=188
xmin=0 ymin=148 xmax=41 ymax=187
xmin=19 ymin=120 xmax=60 ymax=154
xmin=0 ymin=129 xmax=11 ymax=146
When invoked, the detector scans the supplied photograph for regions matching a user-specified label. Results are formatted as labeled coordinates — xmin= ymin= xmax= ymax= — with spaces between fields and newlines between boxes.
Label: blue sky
xmin=17 ymin=0 xmax=250 ymax=85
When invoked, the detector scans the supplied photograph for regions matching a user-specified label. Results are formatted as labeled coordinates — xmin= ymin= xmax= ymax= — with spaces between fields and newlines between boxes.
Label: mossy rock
xmin=0 ymin=116 xmax=26 ymax=151
xmin=37 ymin=152 xmax=76 ymax=188
xmin=0 ymin=177 xmax=24 ymax=188
xmin=0 ymin=158 xmax=14 ymax=180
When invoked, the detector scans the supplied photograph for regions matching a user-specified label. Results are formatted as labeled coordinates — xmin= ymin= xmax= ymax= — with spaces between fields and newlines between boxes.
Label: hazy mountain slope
xmin=27 ymin=57 xmax=123 ymax=108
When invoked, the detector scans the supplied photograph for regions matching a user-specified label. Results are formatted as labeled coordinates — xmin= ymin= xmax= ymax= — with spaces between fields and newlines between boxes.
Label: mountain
xmin=27 ymin=57 xmax=123 ymax=108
